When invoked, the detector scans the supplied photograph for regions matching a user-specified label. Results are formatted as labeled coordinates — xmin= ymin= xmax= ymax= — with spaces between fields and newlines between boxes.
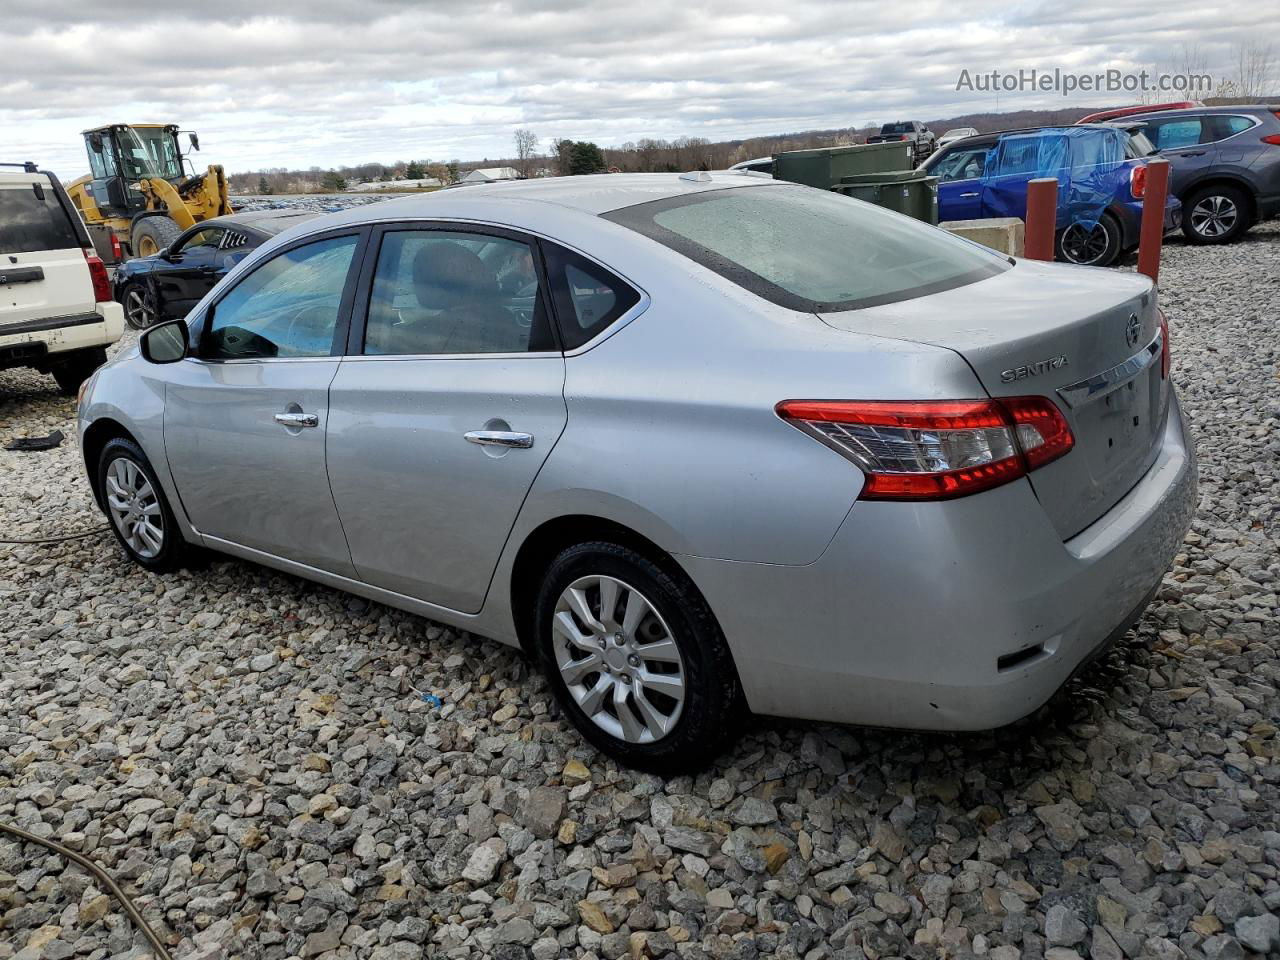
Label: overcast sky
xmin=3 ymin=1 xmax=1268 ymax=178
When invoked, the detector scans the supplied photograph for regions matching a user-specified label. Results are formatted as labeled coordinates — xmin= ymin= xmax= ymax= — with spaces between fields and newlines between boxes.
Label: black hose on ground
xmin=0 ymin=820 xmax=174 ymax=960
xmin=0 ymin=526 xmax=108 ymax=544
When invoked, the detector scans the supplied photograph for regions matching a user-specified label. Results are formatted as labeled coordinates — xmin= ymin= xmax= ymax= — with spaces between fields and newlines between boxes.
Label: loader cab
xmin=83 ymin=124 xmax=187 ymax=219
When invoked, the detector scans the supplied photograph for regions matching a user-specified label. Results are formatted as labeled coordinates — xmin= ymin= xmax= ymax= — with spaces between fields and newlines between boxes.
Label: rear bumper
xmin=0 ymin=303 xmax=124 ymax=363
xmin=680 ymin=392 xmax=1197 ymax=730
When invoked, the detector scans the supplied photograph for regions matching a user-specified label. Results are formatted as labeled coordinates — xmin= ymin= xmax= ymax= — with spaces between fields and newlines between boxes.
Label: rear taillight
xmin=1130 ymin=164 xmax=1147 ymax=200
xmin=1261 ymin=134 xmax=1280 ymax=146
xmin=109 ymin=233 xmax=122 ymax=261
xmin=83 ymin=248 xmax=111 ymax=303
xmin=1158 ymin=307 xmax=1170 ymax=378
xmin=900 ymin=135 xmax=910 ymax=141
xmin=776 ymin=397 xmax=1074 ymax=501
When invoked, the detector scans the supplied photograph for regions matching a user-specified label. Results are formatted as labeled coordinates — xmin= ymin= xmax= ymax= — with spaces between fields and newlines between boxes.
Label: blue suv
xmin=921 ymin=124 xmax=1181 ymax=266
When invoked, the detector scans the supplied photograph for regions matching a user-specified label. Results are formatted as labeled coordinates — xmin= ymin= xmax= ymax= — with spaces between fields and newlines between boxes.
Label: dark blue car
xmin=921 ymin=124 xmax=1182 ymax=266
xmin=113 ymin=209 xmax=318 ymax=329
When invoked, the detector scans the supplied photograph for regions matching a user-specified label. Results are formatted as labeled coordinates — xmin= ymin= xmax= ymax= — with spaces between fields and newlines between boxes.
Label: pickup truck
xmin=867 ymin=121 xmax=937 ymax=163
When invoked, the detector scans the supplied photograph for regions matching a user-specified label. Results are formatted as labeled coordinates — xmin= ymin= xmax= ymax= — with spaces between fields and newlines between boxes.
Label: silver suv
xmin=1 ymin=161 xmax=124 ymax=394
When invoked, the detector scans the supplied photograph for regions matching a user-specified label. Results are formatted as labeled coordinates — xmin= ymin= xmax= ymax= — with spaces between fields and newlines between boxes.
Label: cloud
xmin=1 ymin=1 xmax=1266 ymax=178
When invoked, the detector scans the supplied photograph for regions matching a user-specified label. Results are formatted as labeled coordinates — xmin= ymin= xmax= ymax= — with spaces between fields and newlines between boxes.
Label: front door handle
xmin=275 ymin=412 xmax=319 ymax=428
xmin=465 ymin=430 xmax=533 ymax=449
xmin=959 ymin=191 xmax=979 ymax=198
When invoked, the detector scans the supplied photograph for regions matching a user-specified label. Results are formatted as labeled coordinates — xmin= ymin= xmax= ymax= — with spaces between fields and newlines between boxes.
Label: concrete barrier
xmin=940 ymin=218 xmax=1025 ymax=256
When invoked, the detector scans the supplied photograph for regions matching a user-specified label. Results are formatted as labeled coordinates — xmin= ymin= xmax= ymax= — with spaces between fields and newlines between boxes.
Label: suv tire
xmin=131 ymin=216 xmax=182 ymax=258
xmin=533 ymin=541 xmax=743 ymax=773
xmin=1182 ymin=184 xmax=1251 ymax=245
xmin=51 ymin=346 xmax=107 ymax=396
xmin=97 ymin=437 xmax=192 ymax=572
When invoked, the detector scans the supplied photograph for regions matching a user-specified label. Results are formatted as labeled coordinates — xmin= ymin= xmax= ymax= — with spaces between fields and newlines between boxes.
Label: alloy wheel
xmin=551 ymin=575 xmax=686 ymax=744
xmin=105 ymin=457 xmax=164 ymax=559
xmin=123 ymin=286 xmax=155 ymax=330
xmin=1060 ymin=222 xmax=1110 ymax=264
xmin=1190 ymin=195 xmax=1238 ymax=239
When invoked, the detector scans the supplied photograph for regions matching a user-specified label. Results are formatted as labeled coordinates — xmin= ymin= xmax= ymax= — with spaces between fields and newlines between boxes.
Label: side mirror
xmin=189 ymin=132 xmax=200 ymax=152
xmin=140 ymin=320 xmax=189 ymax=364
xmin=159 ymin=247 xmax=179 ymax=262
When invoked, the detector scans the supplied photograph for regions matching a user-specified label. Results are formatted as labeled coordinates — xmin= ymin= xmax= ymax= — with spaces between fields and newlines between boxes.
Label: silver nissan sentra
xmin=78 ymin=173 xmax=1197 ymax=771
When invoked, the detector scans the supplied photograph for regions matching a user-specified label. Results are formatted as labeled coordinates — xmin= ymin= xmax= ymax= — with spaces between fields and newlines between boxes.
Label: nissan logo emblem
xmin=1125 ymin=314 xmax=1141 ymax=349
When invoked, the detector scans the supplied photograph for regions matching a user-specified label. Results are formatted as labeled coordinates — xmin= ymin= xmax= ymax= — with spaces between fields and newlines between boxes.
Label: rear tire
xmin=1182 ymin=184 xmax=1251 ymax=244
xmin=1055 ymin=213 xmax=1123 ymax=267
xmin=533 ymin=542 xmax=743 ymax=773
xmin=97 ymin=437 xmax=191 ymax=573
xmin=51 ymin=346 xmax=107 ymax=396
xmin=130 ymin=216 xmax=182 ymax=259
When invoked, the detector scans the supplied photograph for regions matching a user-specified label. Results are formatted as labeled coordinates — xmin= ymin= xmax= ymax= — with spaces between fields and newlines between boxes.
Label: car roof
xmin=198 ymin=209 xmax=322 ymax=237
xmin=1121 ymin=104 xmax=1280 ymax=119
xmin=425 ymin=172 xmax=777 ymax=214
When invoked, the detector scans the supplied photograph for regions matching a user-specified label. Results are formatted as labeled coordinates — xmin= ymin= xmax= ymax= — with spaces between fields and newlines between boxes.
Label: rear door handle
xmin=465 ymin=430 xmax=533 ymax=449
xmin=959 ymin=192 xmax=979 ymax=198
xmin=275 ymin=412 xmax=318 ymax=428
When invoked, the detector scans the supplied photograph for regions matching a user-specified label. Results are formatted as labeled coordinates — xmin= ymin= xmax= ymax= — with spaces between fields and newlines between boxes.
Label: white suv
xmin=1 ymin=162 xmax=123 ymax=394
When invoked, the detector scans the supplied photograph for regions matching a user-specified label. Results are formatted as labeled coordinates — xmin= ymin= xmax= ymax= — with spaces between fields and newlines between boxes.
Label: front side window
xmin=934 ymin=146 xmax=989 ymax=182
xmin=179 ymin=228 xmax=224 ymax=254
xmin=203 ymin=234 xmax=358 ymax=360
xmin=363 ymin=230 xmax=554 ymax=356
xmin=605 ymin=184 xmax=1008 ymax=313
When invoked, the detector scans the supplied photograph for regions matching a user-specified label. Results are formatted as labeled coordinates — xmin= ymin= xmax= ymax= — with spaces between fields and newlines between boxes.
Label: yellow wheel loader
xmin=66 ymin=123 xmax=233 ymax=263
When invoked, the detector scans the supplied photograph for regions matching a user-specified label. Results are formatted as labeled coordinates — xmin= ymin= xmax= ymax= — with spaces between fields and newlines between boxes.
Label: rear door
xmin=326 ymin=222 xmax=568 ymax=613
xmin=163 ymin=229 xmax=366 ymax=574
xmin=0 ymin=173 xmax=93 ymax=334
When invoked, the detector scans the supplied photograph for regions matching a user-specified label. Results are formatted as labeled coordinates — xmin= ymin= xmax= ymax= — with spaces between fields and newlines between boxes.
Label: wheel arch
xmin=508 ymin=514 xmax=684 ymax=657
xmin=81 ymin=418 xmax=141 ymax=511
xmin=1179 ymin=175 xmax=1259 ymax=221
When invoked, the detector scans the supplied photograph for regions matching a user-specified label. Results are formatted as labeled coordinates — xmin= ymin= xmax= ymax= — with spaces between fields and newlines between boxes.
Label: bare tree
xmin=1235 ymin=41 xmax=1275 ymax=100
xmin=514 ymin=128 xmax=539 ymax=179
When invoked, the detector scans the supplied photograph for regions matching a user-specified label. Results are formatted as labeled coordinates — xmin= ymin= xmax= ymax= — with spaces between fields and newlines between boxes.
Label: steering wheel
xmin=284 ymin=303 xmax=333 ymax=354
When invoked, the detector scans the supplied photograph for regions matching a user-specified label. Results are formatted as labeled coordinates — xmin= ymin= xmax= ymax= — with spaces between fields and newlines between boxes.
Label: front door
xmin=326 ymin=224 xmax=567 ymax=613
xmin=163 ymin=230 xmax=365 ymax=575
xmin=932 ymin=144 xmax=991 ymax=221
xmin=1144 ymin=116 xmax=1219 ymax=196
xmin=155 ymin=225 xmax=226 ymax=319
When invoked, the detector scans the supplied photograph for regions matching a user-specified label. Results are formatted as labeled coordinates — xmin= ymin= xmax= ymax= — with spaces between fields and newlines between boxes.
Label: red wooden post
xmin=1024 ymin=178 xmax=1058 ymax=261
xmin=1137 ymin=158 xmax=1171 ymax=283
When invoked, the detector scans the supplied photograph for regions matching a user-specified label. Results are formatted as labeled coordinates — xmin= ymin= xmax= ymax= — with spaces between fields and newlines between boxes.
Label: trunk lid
xmin=820 ymin=259 xmax=1169 ymax=538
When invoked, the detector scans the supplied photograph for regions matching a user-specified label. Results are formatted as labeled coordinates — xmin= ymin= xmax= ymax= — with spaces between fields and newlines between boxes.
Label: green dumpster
xmin=833 ymin=170 xmax=940 ymax=225
xmin=772 ymin=141 xmax=915 ymax=189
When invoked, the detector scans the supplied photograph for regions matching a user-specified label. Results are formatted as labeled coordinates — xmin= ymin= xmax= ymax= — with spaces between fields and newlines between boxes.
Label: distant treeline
xmin=227 ymin=105 xmax=1106 ymax=192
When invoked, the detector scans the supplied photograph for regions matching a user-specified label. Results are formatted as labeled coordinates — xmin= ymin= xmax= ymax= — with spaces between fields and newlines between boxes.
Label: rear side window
xmin=604 ymin=185 xmax=1007 ymax=313
xmin=542 ymin=244 xmax=640 ymax=349
xmin=0 ymin=181 xmax=81 ymax=254
xmin=1213 ymin=115 xmax=1256 ymax=139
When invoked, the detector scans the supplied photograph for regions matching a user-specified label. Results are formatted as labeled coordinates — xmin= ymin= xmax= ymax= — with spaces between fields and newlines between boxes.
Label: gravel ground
xmin=1 ymin=224 xmax=1278 ymax=960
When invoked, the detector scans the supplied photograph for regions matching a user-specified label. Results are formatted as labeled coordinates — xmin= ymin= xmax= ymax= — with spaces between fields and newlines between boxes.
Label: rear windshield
xmin=884 ymin=123 xmax=914 ymax=134
xmin=604 ymin=185 xmax=1009 ymax=312
xmin=0 ymin=181 xmax=82 ymax=254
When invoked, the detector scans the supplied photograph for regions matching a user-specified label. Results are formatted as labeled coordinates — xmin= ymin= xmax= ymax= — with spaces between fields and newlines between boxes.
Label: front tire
xmin=130 ymin=216 xmax=182 ymax=259
xmin=534 ymin=542 xmax=743 ymax=773
xmin=1182 ymin=184 xmax=1251 ymax=244
xmin=51 ymin=346 xmax=107 ymax=396
xmin=97 ymin=437 xmax=191 ymax=572
xmin=1055 ymin=213 xmax=1123 ymax=267
xmin=121 ymin=281 xmax=159 ymax=330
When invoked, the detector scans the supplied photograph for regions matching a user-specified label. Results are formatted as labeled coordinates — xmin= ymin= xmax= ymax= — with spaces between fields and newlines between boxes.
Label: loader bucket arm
xmin=138 ymin=164 xmax=231 ymax=229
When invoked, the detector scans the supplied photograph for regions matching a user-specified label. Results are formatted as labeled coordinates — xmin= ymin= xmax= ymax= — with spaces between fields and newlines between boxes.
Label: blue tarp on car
xmin=979 ymin=126 xmax=1127 ymax=232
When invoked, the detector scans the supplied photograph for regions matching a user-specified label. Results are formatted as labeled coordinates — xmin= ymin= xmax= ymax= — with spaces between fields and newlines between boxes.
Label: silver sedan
xmin=78 ymin=174 xmax=1197 ymax=771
